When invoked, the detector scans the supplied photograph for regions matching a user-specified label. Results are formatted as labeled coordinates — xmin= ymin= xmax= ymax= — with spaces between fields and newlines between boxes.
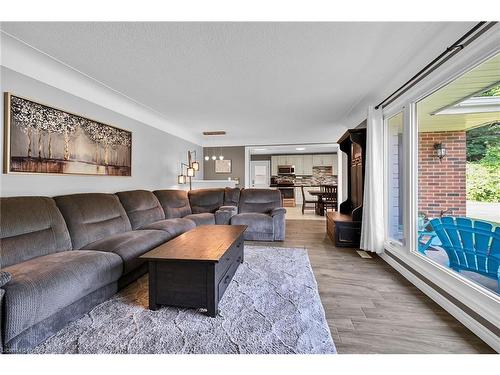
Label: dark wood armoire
xmin=327 ymin=127 xmax=366 ymax=247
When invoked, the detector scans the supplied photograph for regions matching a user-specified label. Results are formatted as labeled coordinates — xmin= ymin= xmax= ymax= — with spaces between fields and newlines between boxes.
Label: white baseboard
xmin=380 ymin=253 xmax=499 ymax=353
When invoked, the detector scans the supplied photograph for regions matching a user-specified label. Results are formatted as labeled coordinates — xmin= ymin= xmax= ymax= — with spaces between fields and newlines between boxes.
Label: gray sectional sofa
xmin=0 ymin=187 xmax=285 ymax=353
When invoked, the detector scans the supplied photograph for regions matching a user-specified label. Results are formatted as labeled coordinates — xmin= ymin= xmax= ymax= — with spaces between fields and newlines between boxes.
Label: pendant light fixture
xmin=205 ymin=146 xmax=224 ymax=162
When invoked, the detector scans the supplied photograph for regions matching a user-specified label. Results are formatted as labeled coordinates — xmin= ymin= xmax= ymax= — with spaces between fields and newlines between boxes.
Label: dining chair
xmin=301 ymin=185 xmax=318 ymax=215
xmin=322 ymin=185 xmax=337 ymax=214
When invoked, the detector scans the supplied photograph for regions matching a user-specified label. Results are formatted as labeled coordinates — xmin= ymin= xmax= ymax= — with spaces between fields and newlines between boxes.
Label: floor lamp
xmin=177 ymin=150 xmax=200 ymax=190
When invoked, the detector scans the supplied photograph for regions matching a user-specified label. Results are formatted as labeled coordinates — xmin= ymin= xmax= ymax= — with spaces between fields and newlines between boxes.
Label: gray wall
xmin=203 ymin=146 xmax=245 ymax=187
xmin=0 ymin=67 xmax=203 ymax=197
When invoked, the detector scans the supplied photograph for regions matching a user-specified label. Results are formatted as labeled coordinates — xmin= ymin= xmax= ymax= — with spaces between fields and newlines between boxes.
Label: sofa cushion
xmin=184 ymin=213 xmax=216 ymax=226
xmin=231 ymin=212 xmax=274 ymax=234
xmin=0 ymin=197 xmax=72 ymax=268
xmin=224 ymin=187 xmax=241 ymax=206
xmin=2 ymin=250 xmax=122 ymax=344
xmin=188 ymin=188 xmax=225 ymax=214
xmin=238 ymin=189 xmax=282 ymax=214
xmin=153 ymin=190 xmax=192 ymax=219
xmin=116 ymin=190 xmax=165 ymax=230
xmin=141 ymin=218 xmax=196 ymax=237
xmin=82 ymin=230 xmax=170 ymax=274
xmin=55 ymin=193 xmax=132 ymax=249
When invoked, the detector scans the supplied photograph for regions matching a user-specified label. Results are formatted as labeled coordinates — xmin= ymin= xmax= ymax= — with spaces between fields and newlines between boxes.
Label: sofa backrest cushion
xmin=116 ymin=190 xmax=165 ymax=230
xmin=238 ymin=189 xmax=282 ymax=214
xmin=54 ymin=193 xmax=132 ymax=249
xmin=153 ymin=190 xmax=192 ymax=219
xmin=188 ymin=188 xmax=225 ymax=214
xmin=224 ymin=187 xmax=241 ymax=206
xmin=0 ymin=197 xmax=72 ymax=268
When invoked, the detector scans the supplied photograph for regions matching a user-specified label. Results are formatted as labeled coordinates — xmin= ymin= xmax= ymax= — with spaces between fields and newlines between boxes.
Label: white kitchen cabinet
xmin=271 ymin=156 xmax=278 ymax=175
xmin=312 ymin=154 xmax=322 ymax=166
xmin=312 ymin=154 xmax=336 ymax=168
xmin=277 ymin=155 xmax=287 ymax=166
xmin=303 ymin=154 xmax=313 ymax=175
xmin=295 ymin=187 xmax=303 ymax=204
xmin=270 ymin=153 xmax=336 ymax=176
xmin=323 ymin=154 xmax=334 ymax=167
xmin=290 ymin=155 xmax=303 ymax=175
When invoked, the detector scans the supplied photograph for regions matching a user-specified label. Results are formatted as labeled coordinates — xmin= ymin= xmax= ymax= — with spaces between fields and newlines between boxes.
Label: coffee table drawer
xmin=218 ymin=258 xmax=239 ymax=300
xmin=216 ymin=236 xmax=243 ymax=278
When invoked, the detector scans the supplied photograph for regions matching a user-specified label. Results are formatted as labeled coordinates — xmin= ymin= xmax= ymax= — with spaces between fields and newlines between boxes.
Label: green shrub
xmin=466 ymin=162 xmax=500 ymax=202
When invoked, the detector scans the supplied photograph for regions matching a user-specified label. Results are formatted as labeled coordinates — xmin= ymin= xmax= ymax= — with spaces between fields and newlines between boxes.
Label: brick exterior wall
xmin=418 ymin=131 xmax=466 ymax=218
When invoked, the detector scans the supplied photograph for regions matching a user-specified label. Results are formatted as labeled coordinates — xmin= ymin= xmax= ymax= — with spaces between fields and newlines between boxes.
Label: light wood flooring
xmin=247 ymin=219 xmax=495 ymax=354
xmin=284 ymin=205 xmax=325 ymax=220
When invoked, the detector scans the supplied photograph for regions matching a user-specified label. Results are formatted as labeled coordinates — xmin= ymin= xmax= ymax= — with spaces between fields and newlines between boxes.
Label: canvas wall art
xmin=215 ymin=159 xmax=231 ymax=173
xmin=3 ymin=93 xmax=132 ymax=176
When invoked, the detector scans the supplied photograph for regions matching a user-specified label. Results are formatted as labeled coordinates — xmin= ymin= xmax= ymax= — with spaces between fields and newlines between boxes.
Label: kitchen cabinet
xmin=270 ymin=153 xmax=336 ymax=176
xmin=332 ymin=154 xmax=338 ymax=174
xmin=303 ymin=154 xmax=313 ymax=175
xmin=312 ymin=154 xmax=323 ymax=167
xmin=289 ymin=155 xmax=303 ymax=175
xmin=271 ymin=156 xmax=278 ymax=176
xmin=312 ymin=154 xmax=336 ymax=168
xmin=295 ymin=187 xmax=303 ymax=204
xmin=277 ymin=155 xmax=287 ymax=166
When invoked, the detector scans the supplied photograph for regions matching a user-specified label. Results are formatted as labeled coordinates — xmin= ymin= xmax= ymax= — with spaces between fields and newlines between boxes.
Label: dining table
xmin=308 ymin=187 xmax=337 ymax=216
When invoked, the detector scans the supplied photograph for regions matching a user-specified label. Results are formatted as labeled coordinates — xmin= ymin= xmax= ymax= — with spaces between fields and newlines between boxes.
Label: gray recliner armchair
xmin=230 ymin=189 xmax=286 ymax=241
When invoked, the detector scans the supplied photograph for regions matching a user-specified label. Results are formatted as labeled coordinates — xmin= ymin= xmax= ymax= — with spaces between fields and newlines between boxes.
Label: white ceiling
xmin=0 ymin=22 xmax=476 ymax=146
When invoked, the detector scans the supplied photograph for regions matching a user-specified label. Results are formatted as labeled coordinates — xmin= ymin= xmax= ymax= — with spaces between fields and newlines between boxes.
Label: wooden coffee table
xmin=139 ymin=225 xmax=247 ymax=317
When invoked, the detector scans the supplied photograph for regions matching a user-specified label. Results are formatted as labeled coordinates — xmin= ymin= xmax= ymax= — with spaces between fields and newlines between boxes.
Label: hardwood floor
xmin=247 ymin=219 xmax=495 ymax=354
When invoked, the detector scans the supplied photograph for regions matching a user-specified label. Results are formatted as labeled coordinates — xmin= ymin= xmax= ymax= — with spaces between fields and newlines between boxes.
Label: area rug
xmin=31 ymin=246 xmax=336 ymax=354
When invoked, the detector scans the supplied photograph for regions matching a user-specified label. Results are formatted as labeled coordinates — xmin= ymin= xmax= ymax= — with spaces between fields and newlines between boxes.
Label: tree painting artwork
xmin=5 ymin=94 xmax=132 ymax=176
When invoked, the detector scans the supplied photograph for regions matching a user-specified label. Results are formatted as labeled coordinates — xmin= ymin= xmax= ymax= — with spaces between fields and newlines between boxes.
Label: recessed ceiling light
xmin=295 ymin=147 xmax=306 ymax=151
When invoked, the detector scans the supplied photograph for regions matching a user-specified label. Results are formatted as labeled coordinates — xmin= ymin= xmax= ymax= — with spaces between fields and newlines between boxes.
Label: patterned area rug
xmin=32 ymin=246 xmax=336 ymax=354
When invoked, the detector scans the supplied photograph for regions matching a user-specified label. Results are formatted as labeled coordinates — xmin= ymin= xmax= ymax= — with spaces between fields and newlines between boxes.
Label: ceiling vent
xmin=203 ymin=131 xmax=226 ymax=136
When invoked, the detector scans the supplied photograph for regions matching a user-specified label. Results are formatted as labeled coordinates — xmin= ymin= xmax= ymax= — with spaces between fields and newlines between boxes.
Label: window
xmin=387 ymin=112 xmax=405 ymax=244
xmin=415 ymin=52 xmax=500 ymax=296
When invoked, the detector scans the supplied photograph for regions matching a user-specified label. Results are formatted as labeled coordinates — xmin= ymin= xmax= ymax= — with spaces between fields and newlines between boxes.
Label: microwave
xmin=278 ymin=165 xmax=295 ymax=175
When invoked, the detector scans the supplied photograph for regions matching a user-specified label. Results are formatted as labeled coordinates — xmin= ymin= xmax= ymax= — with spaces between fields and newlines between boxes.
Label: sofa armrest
xmin=270 ymin=207 xmax=287 ymax=217
xmin=0 ymin=271 xmax=10 ymax=353
xmin=0 ymin=271 xmax=11 ymax=288
xmin=215 ymin=206 xmax=238 ymax=225
xmin=271 ymin=208 xmax=286 ymax=241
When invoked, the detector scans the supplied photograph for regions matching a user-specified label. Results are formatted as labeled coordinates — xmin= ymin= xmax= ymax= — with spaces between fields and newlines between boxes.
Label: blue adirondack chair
xmin=430 ymin=217 xmax=500 ymax=291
